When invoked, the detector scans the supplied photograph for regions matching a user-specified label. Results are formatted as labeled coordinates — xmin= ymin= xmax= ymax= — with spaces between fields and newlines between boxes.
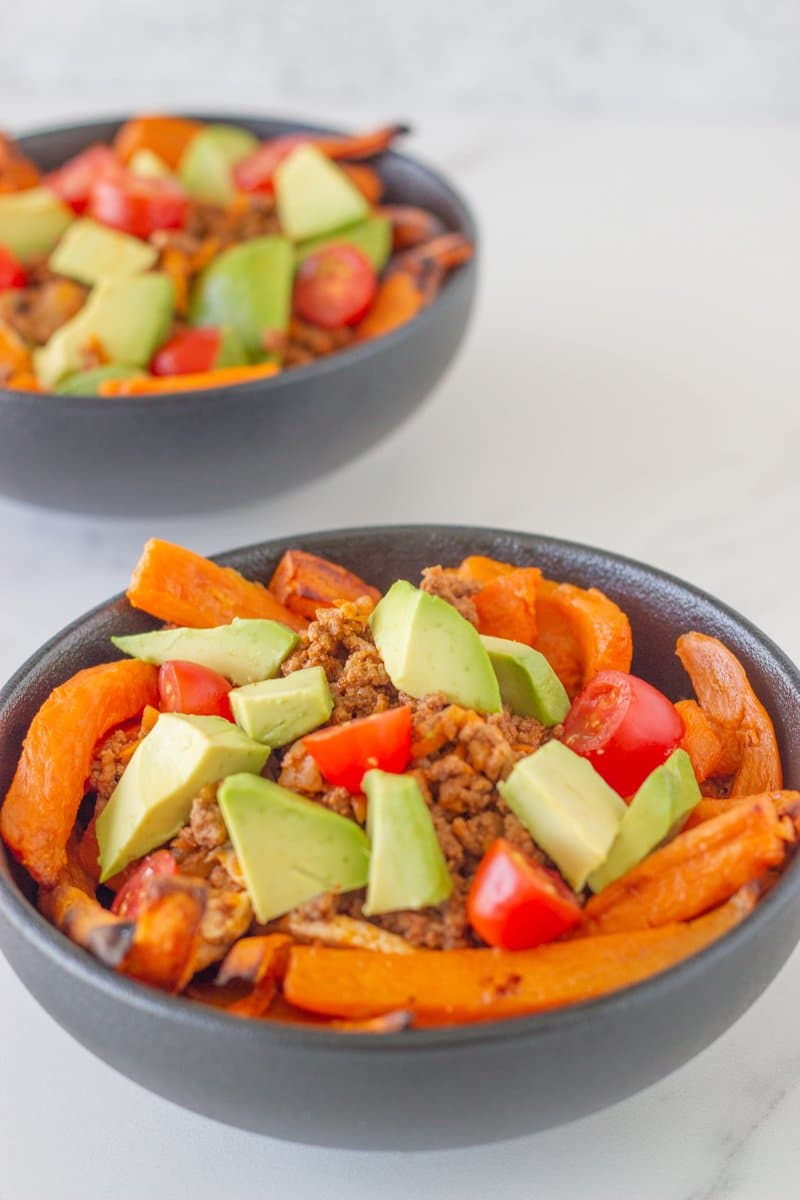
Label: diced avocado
xmin=0 ymin=187 xmax=74 ymax=261
xmin=296 ymin=215 xmax=392 ymax=272
xmin=217 ymin=773 xmax=370 ymax=923
xmin=275 ymin=144 xmax=369 ymax=242
xmin=481 ymin=635 xmax=570 ymax=725
xmin=128 ymin=148 xmax=172 ymax=179
xmin=587 ymin=750 xmax=702 ymax=893
xmin=498 ymin=740 xmax=626 ymax=891
xmin=34 ymin=273 xmax=173 ymax=386
xmin=370 ymin=580 xmax=501 ymax=714
xmin=190 ymin=236 xmax=293 ymax=360
xmin=230 ymin=666 xmax=332 ymax=746
xmin=214 ymin=325 xmax=249 ymax=367
xmin=96 ymin=713 xmax=269 ymax=881
xmin=362 ymin=770 xmax=452 ymax=916
xmin=55 ymin=364 xmax=146 ymax=395
xmin=178 ymin=124 xmax=258 ymax=206
xmin=112 ymin=617 xmax=297 ymax=687
xmin=50 ymin=218 xmax=157 ymax=285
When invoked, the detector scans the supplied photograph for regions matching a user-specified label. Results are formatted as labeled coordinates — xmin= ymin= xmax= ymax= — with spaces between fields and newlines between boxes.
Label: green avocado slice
xmin=362 ymin=770 xmax=452 ymax=916
xmin=296 ymin=215 xmax=392 ymax=272
xmin=55 ymin=364 xmax=146 ymax=395
xmin=275 ymin=144 xmax=369 ymax=242
xmin=49 ymin=218 xmax=157 ymax=285
xmin=112 ymin=618 xmax=297 ymax=686
xmin=189 ymin=236 xmax=293 ymax=360
xmin=178 ymin=124 xmax=258 ymax=206
xmin=481 ymin=635 xmax=570 ymax=724
xmin=229 ymin=666 xmax=333 ymax=746
xmin=0 ymin=187 xmax=74 ymax=261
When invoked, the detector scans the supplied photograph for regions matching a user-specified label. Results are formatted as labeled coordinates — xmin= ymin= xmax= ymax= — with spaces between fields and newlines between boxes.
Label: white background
xmin=1 ymin=5 xmax=800 ymax=1198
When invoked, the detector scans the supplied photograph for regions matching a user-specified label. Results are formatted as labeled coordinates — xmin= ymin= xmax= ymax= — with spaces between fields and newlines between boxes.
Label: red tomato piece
xmin=89 ymin=172 xmax=188 ymax=239
xmin=293 ymin=244 xmax=378 ymax=329
xmin=110 ymin=849 xmax=178 ymax=919
xmin=467 ymin=839 xmax=582 ymax=950
xmin=158 ymin=660 xmax=233 ymax=720
xmin=563 ymin=670 xmax=684 ymax=798
xmin=0 ymin=244 xmax=26 ymax=290
xmin=151 ymin=328 xmax=221 ymax=376
xmin=303 ymin=706 xmax=412 ymax=794
xmin=232 ymin=135 xmax=308 ymax=194
xmin=45 ymin=145 xmax=123 ymax=214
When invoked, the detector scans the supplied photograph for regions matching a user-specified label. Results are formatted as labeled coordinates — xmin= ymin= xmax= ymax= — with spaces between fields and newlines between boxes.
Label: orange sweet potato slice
xmin=355 ymin=271 xmax=424 ymax=340
xmin=534 ymin=579 xmax=633 ymax=698
xmin=120 ymin=877 xmax=206 ymax=993
xmin=674 ymin=699 xmax=725 ymax=783
xmin=676 ymin=632 xmax=782 ymax=796
xmin=269 ymin=549 xmax=381 ymax=621
xmin=339 ymin=163 xmax=383 ymax=204
xmin=215 ymin=933 xmax=292 ymax=1017
xmin=113 ymin=114 xmax=204 ymax=168
xmin=1 ymin=660 xmax=158 ymax=888
xmin=40 ymin=883 xmax=135 ymax=967
xmin=472 ymin=568 xmax=541 ymax=646
xmin=127 ymin=538 xmax=306 ymax=631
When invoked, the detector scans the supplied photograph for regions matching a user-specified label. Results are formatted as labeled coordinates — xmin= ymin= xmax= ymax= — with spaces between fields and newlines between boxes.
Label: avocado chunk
xmin=362 ymin=769 xmax=452 ymax=916
xmin=587 ymin=749 xmax=702 ymax=892
xmin=0 ymin=187 xmax=74 ymax=261
xmin=498 ymin=740 xmax=626 ymax=891
xmin=50 ymin=218 xmax=157 ymax=285
xmin=96 ymin=713 xmax=269 ymax=881
xmin=481 ymin=635 xmax=570 ymax=725
xmin=370 ymin=580 xmax=501 ymax=714
xmin=190 ymin=236 xmax=293 ymax=360
xmin=275 ymin=144 xmax=369 ymax=242
xmin=128 ymin=148 xmax=172 ymax=179
xmin=55 ymin=364 xmax=146 ymax=395
xmin=34 ymin=273 xmax=173 ymax=386
xmin=230 ymin=666 xmax=333 ymax=746
xmin=296 ymin=215 xmax=392 ymax=272
xmin=218 ymin=773 xmax=370 ymax=923
xmin=179 ymin=124 xmax=258 ymax=206
xmin=112 ymin=617 xmax=297 ymax=687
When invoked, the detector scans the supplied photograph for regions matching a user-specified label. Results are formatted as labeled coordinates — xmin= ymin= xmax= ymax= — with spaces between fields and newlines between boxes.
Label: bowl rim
xmin=1 ymin=112 xmax=478 ymax=408
xmin=1 ymin=523 xmax=798 ymax=1054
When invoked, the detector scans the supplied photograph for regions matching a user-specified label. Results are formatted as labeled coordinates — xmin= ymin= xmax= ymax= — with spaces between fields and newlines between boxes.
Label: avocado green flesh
xmin=230 ymin=666 xmax=333 ymax=746
xmin=0 ymin=187 xmax=74 ymax=261
xmin=275 ymin=144 xmax=369 ymax=242
xmin=362 ymin=770 xmax=452 ymax=916
xmin=214 ymin=325 xmax=249 ymax=368
xmin=128 ymin=148 xmax=172 ymax=179
xmin=499 ymin=740 xmax=626 ymax=891
xmin=218 ymin=774 xmax=370 ymax=924
xmin=296 ymin=215 xmax=392 ymax=272
xmin=189 ymin=236 xmax=293 ymax=360
xmin=34 ymin=273 xmax=174 ymax=387
xmin=49 ymin=218 xmax=157 ymax=285
xmin=96 ymin=714 xmax=269 ymax=881
xmin=370 ymin=580 xmax=501 ymax=714
xmin=587 ymin=749 xmax=702 ymax=892
xmin=55 ymin=364 xmax=145 ymax=395
xmin=178 ymin=124 xmax=258 ymax=206
xmin=481 ymin=635 xmax=570 ymax=725
xmin=112 ymin=618 xmax=297 ymax=687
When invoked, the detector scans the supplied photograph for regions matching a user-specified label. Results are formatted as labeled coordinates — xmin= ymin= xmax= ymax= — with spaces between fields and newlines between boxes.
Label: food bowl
xmin=0 ymin=525 xmax=798 ymax=1151
xmin=0 ymin=118 xmax=477 ymax=516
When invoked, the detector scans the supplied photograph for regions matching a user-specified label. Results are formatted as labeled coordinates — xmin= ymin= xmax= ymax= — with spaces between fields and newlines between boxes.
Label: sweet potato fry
xmin=99 ymin=363 xmax=280 ymax=396
xmin=355 ymin=271 xmax=426 ymax=340
xmin=283 ymin=888 xmax=756 ymax=1023
xmin=269 ymin=549 xmax=381 ymax=620
xmin=473 ymin=568 xmax=541 ymax=646
xmin=0 ymin=133 xmax=41 ymax=192
xmin=683 ymin=790 xmax=800 ymax=832
xmin=0 ymin=660 xmax=158 ymax=888
xmin=127 ymin=538 xmax=305 ymax=631
xmin=113 ymin=114 xmax=204 ymax=168
xmin=216 ymin=933 xmax=292 ymax=1017
xmin=676 ymin=632 xmax=782 ymax=796
xmin=675 ymin=699 xmax=727 ymax=783
xmin=120 ymin=877 xmax=206 ymax=992
xmin=40 ymin=883 xmax=134 ymax=968
xmin=313 ymin=123 xmax=409 ymax=161
xmin=394 ymin=232 xmax=474 ymax=273
xmin=377 ymin=205 xmax=446 ymax=251
xmin=534 ymin=579 xmax=633 ymax=698
xmin=580 ymin=796 xmax=790 ymax=935
xmin=457 ymin=555 xmax=515 ymax=584
xmin=339 ymin=163 xmax=383 ymax=204
xmin=276 ymin=913 xmax=414 ymax=954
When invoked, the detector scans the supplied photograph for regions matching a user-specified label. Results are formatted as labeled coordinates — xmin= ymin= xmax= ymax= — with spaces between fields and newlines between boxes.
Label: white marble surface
xmin=1 ymin=113 xmax=799 ymax=1198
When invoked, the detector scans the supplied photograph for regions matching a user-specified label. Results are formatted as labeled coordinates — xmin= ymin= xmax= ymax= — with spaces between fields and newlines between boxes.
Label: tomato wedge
xmin=293 ymin=244 xmax=378 ymax=329
xmin=89 ymin=172 xmax=188 ymax=238
xmin=111 ymin=850 xmax=178 ymax=918
xmin=45 ymin=145 xmax=123 ymax=214
xmin=151 ymin=328 xmax=221 ymax=376
xmin=158 ymin=660 xmax=233 ymax=720
xmin=0 ymin=245 xmax=26 ymax=290
xmin=467 ymin=839 xmax=582 ymax=950
xmin=303 ymin=706 xmax=412 ymax=794
xmin=232 ymin=135 xmax=307 ymax=194
xmin=563 ymin=670 xmax=684 ymax=798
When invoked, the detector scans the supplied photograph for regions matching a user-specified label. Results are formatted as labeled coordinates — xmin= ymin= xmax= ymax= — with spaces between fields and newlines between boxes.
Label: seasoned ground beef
xmin=87 ymin=726 xmax=140 ymax=810
xmin=0 ymin=278 xmax=88 ymax=345
xmin=420 ymin=565 xmax=481 ymax=625
xmin=283 ymin=318 xmax=354 ymax=367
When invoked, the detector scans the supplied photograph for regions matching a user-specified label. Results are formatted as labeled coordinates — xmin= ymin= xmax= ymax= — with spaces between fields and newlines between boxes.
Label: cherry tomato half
xmin=45 ymin=145 xmax=123 ymax=214
xmin=303 ymin=705 xmax=412 ymax=794
xmin=563 ymin=669 xmax=684 ymax=798
xmin=0 ymin=244 xmax=26 ymax=291
xmin=110 ymin=850 xmax=178 ymax=920
xmin=232 ymin=135 xmax=308 ymax=194
xmin=293 ymin=244 xmax=378 ymax=329
xmin=89 ymin=172 xmax=188 ymax=239
xmin=158 ymin=660 xmax=233 ymax=720
xmin=151 ymin=327 xmax=221 ymax=376
xmin=467 ymin=839 xmax=582 ymax=950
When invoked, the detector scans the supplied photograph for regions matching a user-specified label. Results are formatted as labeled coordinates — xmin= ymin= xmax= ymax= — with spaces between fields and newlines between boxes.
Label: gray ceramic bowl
xmin=0 ymin=118 xmax=477 ymax=515
xmin=0 ymin=526 xmax=798 ymax=1150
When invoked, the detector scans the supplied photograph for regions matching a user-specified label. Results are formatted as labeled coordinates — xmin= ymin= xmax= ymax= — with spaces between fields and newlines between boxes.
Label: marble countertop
xmin=1 ymin=113 xmax=798 ymax=1199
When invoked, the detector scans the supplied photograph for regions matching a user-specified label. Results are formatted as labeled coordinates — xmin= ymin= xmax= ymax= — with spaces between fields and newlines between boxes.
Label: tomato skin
xmin=0 ymin=244 xmax=26 ymax=290
xmin=110 ymin=850 xmax=177 ymax=919
xmin=303 ymin=706 xmax=412 ymax=794
xmin=89 ymin=173 xmax=188 ymax=238
xmin=45 ymin=145 xmax=123 ymax=214
xmin=158 ymin=660 xmax=233 ymax=720
xmin=564 ymin=670 xmax=684 ymax=798
xmin=151 ymin=328 xmax=221 ymax=376
xmin=468 ymin=839 xmax=582 ymax=950
xmin=293 ymin=244 xmax=378 ymax=329
xmin=232 ymin=135 xmax=308 ymax=194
